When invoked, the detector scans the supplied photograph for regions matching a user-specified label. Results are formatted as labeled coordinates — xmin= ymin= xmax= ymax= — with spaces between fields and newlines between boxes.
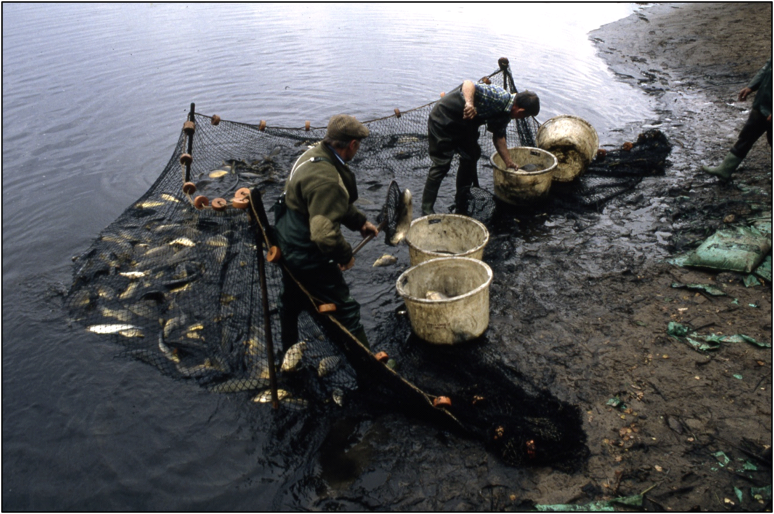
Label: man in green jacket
xmin=274 ymin=114 xmax=379 ymax=350
xmin=703 ymin=57 xmax=772 ymax=180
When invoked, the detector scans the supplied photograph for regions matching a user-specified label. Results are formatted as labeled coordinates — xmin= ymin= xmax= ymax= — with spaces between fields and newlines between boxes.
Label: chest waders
xmin=273 ymin=156 xmax=370 ymax=350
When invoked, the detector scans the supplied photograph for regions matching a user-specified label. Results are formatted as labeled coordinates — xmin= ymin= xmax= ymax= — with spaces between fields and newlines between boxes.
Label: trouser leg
xmin=290 ymin=264 xmax=370 ymax=350
xmin=424 ymin=121 xmax=455 ymax=216
xmin=422 ymin=162 xmax=450 ymax=216
xmin=455 ymin=157 xmax=479 ymax=210
xmin=455 ymin=136 xmax=482 ymax=210
xmin=279 ymin=270 xmax=303 ymax=352
xmin=730 ymin=108 xmax=770 ymax=160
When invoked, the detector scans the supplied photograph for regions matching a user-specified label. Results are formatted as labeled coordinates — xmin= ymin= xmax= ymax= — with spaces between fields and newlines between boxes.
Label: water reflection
xmin=2 ymin=2 xmax=653 ymax=510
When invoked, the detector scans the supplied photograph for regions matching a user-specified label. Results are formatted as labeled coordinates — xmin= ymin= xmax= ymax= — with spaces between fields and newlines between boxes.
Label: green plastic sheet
xmin=667 ymin=322 xmax=771 ymax=351
xmin=669 ymin=226 xmax=771 ymax=273
xmin=534 ymin=495 xmax=643 ymax=512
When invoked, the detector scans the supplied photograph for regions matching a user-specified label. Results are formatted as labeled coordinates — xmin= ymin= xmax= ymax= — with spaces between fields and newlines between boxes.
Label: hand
xmin=505 ymin=162 xmax=519 ymax=171
xmin=463 ymin=103 xmax=477 ymax=120
xmin=360 ymin=220 xmax=379 ymax=238
xmin=338 ymin=256 xmax=355 ymax=271
xmin=768 ymin=114 xmax=772 ymax=123
xmin=738 ymin=87 xmax=753 ymax=101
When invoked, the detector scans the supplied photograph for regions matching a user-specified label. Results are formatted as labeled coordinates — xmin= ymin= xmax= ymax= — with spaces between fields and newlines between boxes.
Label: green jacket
xmin=275 ymin=143 xmax=367 ymax=269
xmin=749 ymin=58 xmax=772 ymax=119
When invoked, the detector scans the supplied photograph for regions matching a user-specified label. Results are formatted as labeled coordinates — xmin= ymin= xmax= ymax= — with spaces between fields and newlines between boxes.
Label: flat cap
xmin=326 ymin=114 xmax=369 ymax=140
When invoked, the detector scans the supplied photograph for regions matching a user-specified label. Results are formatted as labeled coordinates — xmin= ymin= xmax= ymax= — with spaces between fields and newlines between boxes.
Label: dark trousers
xmin=425 ymin=122 xmax=481 ymax=207
xmin=731 ymin=107 xmax=772 ymax=159
xmin=279 ymin=263 xmax=368 ymax=351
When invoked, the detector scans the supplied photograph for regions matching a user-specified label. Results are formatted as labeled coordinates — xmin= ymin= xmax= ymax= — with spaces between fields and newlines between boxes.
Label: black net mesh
xmin=64 ymin=65 xmax=669 ymax=468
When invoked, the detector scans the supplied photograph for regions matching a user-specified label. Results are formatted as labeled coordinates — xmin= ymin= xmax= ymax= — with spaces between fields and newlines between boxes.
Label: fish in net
xmin=63 ymin=63 xmax=668 ymax=468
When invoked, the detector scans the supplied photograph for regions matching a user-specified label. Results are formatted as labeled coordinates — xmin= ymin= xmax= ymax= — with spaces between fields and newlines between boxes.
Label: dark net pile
xmin=64 ymin=65 xmax=669 ymax=468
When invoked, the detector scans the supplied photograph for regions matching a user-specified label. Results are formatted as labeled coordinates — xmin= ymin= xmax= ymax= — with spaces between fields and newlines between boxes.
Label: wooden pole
xmin=185 ymin=103 xmax=195 ymax=183
xmin=246 ymin=191 xmax=279 ymax=409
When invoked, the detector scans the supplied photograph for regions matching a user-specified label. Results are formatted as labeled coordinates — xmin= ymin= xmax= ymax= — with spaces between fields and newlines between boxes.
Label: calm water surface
xmin=2 ymin=3 xmax=651 ymax=509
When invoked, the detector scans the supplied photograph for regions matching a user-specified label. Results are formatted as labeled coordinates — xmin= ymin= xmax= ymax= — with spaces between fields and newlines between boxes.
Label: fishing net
xmin=64 ymin=62 xmax=669 ymax=468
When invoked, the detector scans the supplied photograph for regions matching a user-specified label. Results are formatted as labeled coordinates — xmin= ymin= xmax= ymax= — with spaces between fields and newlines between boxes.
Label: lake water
xmin=2 ymin=3 xmax=653 ymax=510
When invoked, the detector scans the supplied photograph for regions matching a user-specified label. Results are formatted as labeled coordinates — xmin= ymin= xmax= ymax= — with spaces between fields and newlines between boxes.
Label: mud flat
xmin=540 ymin=3 xmax=774 ymax=511
xmin=313 ymin=4 xmax=771 ymax=510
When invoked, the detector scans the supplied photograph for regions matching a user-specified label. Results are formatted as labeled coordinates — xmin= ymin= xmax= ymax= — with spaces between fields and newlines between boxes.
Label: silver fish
xmin=88 ymin=323 xmax=140 ymax=334
xmin=332 ymin=388 xmax=345 ymax=407
xmin=119 ymin=271 xmax=147 ymax=279
xmin=390 ymin=189 xmax=413 ymax=246
xmin=161 ymin=193 xmax=181 ymax=203
xmin=118 ymin=328 xmax=144 ymax=338
xmin=137 ymin=200 xmax=165 ymax=209
xmin=99 ymin=306 xmax=134 ymax=321
xmin=208 ymin=376 xmax=268 ymax=393
xmin=68 ymin=289 xmax=91 ymax=308
xmin=252 ymin=389 xmax=289 ymax=403
xmin=158 ymin=334 xmax=180 ymax=363
xmin=372 ymin=254 xmax=398 ymax=267
xmin=280 ymin=341 xmax=306 ymax=372
xmin=317 ymin=356 xmax=341 ymax=377
xmin=169 ymin=237 xmax=195 ymax=247
xmin=425 ymin=290 xmax=450 ymax=301
xmin=176 ymin=358 xmax=218 ymax=378
xmin=205 ymin=235 xmax=229 ymax=247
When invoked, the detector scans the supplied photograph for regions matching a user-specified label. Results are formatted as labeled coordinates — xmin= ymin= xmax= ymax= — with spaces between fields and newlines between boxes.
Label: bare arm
xmin=462 ymin=80 xmax=477 ymax=119
xmin=493 ymin=134 xmax=516 ymax=169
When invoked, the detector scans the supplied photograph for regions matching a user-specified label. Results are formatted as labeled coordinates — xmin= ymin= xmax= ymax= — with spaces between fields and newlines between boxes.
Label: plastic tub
xmin=536 ymin=115 xmax=599 ymax=182
xmin=396 ymin=257 xmax=493 ymax=344
xmin=490 ymin=147 xmax=557 ymax=205
xmin=406 ymin=214 xmax=489 ymax=266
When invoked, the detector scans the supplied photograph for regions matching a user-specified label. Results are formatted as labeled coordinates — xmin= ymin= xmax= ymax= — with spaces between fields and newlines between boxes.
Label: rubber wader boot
xmin=351 ymin=327 xmax=370 ymax=350
xmin=421 ymin=176 xmax=443 ymax=216
xmin=702 ymin=152 xmax=742 ymax=180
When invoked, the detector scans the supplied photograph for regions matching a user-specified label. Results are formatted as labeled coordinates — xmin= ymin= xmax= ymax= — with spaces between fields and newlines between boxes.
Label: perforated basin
xmin=406 ymin=214 xmax=489 ymax=266
xmin=396 ymin=257 xmax=492 ymax=345
xmin=490 ymin=146 xmax=557 ymax=205
xmin=536 ymin=115 xmax=599 ymax=182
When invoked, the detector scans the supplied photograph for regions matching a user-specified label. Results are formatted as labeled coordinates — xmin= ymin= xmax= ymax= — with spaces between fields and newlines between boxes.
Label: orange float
xmin=317 ymin=303 xmax=337 ymax=313
xmin=231 ymin=196 xmax=249 ymax=209
xmin=211 ymin=198 xmax=228 ymax=211
xmin=374 ymin=351 xmax=389 ymax=363
xmin=193 ymin=195 xmax=209 ymax=209
xmin=182 ymin=182 xmax=196 ymax=194
xmin=433 ymin=396 xmax=452 ymax=408
xmin=179 ymin=153 xmax=193 ymax=166
xmin=266 ymin=246 xmax=281 ymax=263
xmin=235 ymin=187 xmax=251 ymax=199
xmin=211 ymin=114 xmax=221 ymax=126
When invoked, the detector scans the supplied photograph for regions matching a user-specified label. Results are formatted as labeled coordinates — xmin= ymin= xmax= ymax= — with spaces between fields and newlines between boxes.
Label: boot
xmin=421 ymin=176 xmax=443 ymax=216
xmin=702 ymin=152 xmax=742 ymax=180
xmin=350 ymin=327 xmax=370 ymax=350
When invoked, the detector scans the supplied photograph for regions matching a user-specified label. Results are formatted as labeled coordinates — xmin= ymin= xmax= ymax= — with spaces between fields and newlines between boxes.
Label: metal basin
xmin=490 ymin=147 xmax=556 ymax=205
xmin=406 ymin=214 xmax=489 ymax=266
xmin=396 ymin=257 xmax=492 ymax=345
xmin=536 ymin=115 xmax=599 ymax=182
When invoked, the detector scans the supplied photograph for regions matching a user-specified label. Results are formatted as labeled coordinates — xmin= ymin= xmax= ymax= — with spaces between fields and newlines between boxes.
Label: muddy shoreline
xmin=520 ymin=3 xmax=773 ymax=510
xmin=317 ymin=4 xmax=772 ymax=511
